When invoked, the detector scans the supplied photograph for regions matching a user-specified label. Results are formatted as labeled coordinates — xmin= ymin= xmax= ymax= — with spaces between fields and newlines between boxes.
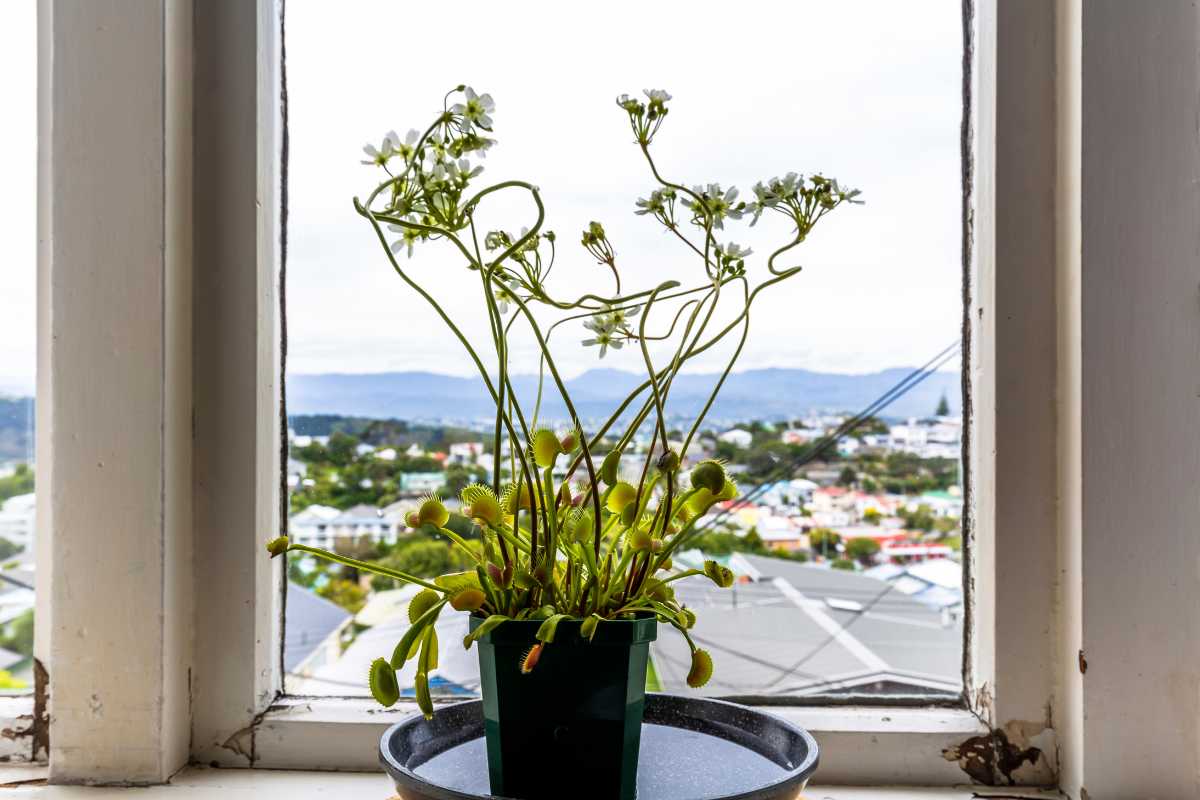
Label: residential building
xmin=0 ymin=493 xmax=35 ymax=552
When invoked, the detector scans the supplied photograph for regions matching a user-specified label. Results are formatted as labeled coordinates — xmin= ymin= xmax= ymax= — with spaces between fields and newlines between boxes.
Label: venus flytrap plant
xmin=266 ymin=86 xmax=861 ymax=717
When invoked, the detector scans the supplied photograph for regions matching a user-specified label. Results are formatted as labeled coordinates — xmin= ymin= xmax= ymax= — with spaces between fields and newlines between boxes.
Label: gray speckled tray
xmin=380 ymin=693 xmax=819 ymax=800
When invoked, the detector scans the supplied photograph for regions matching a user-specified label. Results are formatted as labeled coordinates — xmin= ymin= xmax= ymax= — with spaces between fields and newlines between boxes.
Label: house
xmin=0 ymin=493 xmax=36 ymax=552
xmin=284 ymin=582 xmax=353 ymax=677
xmin=288 ymin=504 xmax=341 ymax=548
xmin=717 ymin=428 xmax=753 ymax=448
xmin=447 ymin=442 xmax=484 ymax=465
xmin=399 ymin=471 xmax=445 ymax=495
xmin=331 ymin=504 xmax=400 ymax=543
xmin=780 ymin=428 xmax=816 ymax=446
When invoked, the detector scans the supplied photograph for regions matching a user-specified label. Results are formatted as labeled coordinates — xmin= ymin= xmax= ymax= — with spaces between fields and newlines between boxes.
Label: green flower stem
xmin=358 ymin=201 xmax=544 ymax=563
xmin=286 ymin=543 xmax=447 ymax=594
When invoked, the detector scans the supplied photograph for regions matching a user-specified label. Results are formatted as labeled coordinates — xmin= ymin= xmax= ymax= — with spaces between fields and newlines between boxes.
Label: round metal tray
xmin=380 ymin=693 xmax=819 ymax=800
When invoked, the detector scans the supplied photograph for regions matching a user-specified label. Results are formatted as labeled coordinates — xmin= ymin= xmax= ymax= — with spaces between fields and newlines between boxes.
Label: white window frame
xmin=39 ymin=0 xmax=1200 ymax=795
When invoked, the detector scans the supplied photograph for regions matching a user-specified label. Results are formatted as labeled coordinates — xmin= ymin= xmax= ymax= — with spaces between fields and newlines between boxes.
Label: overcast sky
xmin=0 ymin=1 xmax=963 ymax=396
xmin=287 ymin=0 xmax=963 ymax=380
xmin=0 ymin=1 xmax=35 ymax=396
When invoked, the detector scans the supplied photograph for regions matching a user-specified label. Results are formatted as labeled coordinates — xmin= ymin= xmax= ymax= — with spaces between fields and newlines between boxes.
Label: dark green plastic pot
xmin=470 ymin=614 xmax=657 ymax=800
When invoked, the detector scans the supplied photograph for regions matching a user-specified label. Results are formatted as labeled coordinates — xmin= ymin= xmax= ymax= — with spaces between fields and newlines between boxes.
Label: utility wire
xmin=691 ymin=339 xmax=961 ymax=536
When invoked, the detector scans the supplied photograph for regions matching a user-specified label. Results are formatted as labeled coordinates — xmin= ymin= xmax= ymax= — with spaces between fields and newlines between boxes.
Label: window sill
xmin=5 ymin=767 xmax=1064 ymax=799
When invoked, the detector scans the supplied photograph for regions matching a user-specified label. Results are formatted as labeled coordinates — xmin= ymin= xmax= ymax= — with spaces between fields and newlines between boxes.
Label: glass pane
xmin=283 ymin=1 xmax=964 ymax=701
xmin=0 ymin=0 xmax=39 ymax=694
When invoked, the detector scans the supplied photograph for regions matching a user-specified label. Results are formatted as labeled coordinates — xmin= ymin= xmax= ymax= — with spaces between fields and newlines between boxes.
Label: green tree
xmin=845 ymin=537 xmax=881 ymax=566
xmin=837 ymin=466 xmax=857 ymax=487
xmin=0 ymin=464 xmax=34 ymax=504
xmin=862 ymin=508 xmax=882 ymax=526
xmin=935 ymin=393 xmax=951 ymax=416
xmin=374 ymin=539 xmax=473 ymax=587
xmin=900 ymin=503 xmax=937 ymax=532
xmin=0 ymin=610 xmax=34 ymax=658
xmin=807 ymin=527 xmax=841 ymax=558
xmin=326 ymin=431 xmax=360 ymax=467
xmin=316 ymin=578 xmax=367 ymax=613
xmin=831 ymin=558 xmax=856 ymax=571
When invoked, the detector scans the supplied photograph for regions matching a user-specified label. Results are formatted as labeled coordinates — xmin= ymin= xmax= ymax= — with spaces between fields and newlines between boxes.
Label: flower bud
xmin=266 ymin=536 xmax=290 ymax=558
xmin=657 ymin=449 xmax=680 ymax=473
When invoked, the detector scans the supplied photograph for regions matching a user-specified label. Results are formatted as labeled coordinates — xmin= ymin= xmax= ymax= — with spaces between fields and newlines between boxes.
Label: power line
xmin=692 ymin=339 xmax=961 ymax=535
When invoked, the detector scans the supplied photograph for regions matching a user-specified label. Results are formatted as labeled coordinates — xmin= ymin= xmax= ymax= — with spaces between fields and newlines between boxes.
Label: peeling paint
xmin=943 ymin=721 xmax=1046 ymax=786
xmin=1077 ymin=649 xmax=1087 ymax=674
xmin=0 ymin=659 xmax=49 ymax=762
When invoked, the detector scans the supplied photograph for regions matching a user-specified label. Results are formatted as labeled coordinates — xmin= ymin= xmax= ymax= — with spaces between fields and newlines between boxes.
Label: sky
xmin=0 ymin=1 xmax=963 ymax=396
xmin=285 ymin=0 xmax=964 ymax=380
xmin=0 ymin=1 xmax=36 ymax=396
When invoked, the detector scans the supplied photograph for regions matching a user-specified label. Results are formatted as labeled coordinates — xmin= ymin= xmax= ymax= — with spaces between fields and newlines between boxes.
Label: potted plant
xmin=267 ymin=86 xmax=859 ymax=799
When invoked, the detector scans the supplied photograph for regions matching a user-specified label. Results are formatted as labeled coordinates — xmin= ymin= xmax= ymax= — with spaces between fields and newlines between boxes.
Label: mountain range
xmin=286 ymin=367 xmax=961 ymax=427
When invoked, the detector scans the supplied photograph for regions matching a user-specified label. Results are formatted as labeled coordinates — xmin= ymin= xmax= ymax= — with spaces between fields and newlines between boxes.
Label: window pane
xmin=283 ymin=1 xmax=964 ymax=701
xmin=0 ymin=0 xmax=39 ymax=695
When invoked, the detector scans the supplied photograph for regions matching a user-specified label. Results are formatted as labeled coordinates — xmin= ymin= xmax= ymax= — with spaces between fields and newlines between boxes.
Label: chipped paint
xmin=1077 ymin=649 xmax=1087 ymax=674
xmin=0 ymin=660 xmax=49 ymax=763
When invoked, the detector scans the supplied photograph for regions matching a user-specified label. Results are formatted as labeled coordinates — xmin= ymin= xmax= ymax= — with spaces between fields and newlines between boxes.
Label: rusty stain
xmin=1078 ymin=649 xmax=1087 ymax=674
xmin=943 ymin=727 xmax=1042 ymax=786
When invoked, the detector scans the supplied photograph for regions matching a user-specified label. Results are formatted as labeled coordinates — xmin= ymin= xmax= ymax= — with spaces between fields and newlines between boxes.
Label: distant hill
xmin=0 ymin=397 xmax=35 ymax=463
xmin=286 ymin=367 xmax=961 ymax=427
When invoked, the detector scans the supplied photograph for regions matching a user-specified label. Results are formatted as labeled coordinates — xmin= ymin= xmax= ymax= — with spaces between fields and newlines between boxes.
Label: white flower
xmin=361 ymin=130 xmax=399 ymax=165
xmin=644 ymin=89 xmax=672 ymax=103
xmin=396 ymin=129 xmax=420 ymax=161
xmin=451 ymin=87 xmax=495 ymax=129
xmin=582 ymin=329 xmax=623 ymax=358
xmin=387 ymin=223 xmax=420 ymax=258
xmin=448 ymin=158 xmax=483 ymax=184
xmin=720 ymin=241 xmax=753 ymax=260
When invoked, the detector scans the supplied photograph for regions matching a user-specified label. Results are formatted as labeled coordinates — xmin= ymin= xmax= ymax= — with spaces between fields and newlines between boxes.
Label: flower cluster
xmin=634 ymin=187 xmax=678 ymax=229
xmin=582 ymin=304 xmax=640 ymax=358
xmin=359 ymin=87 xmax=500 ymax=256
xmin=680 ymin=183 xmax=748 ymax=230
xmin=747 ymin=172 xmax=863 ymax=237
xmin=617 ymin=89 xmax=672 ymax=144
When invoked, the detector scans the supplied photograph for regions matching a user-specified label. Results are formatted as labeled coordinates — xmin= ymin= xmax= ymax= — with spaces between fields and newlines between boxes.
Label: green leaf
xmin=435 ymin=570 xmax=482 ymax=594
xmin=580 ymin=613 xmax=602 ymax=642
xmin=414 ymin=670 xmax=433 ymax=720
xmin=368 ymin=657 xmax=399 ymax=707
xmin=462 ymin=614 xmax=509 ymax=649
xmin=703 ymin=560 xmax=734 ymax=588
xmin=390 ymin=598 xmax=446 ymax=669
xmin=535 ymin=613 xmax=571 ymax=644
xmin=408 ymin=589 xmax=440 ymax=624
xmin=421 ymin=626 xmax=438 ymax=672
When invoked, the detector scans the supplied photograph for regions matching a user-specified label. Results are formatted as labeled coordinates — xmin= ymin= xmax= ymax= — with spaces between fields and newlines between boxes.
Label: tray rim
xmin=379 ymin=692 xmax=820 ymax=800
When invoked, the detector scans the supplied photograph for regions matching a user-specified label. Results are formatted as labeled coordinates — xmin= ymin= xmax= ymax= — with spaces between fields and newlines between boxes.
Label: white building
xmin=448 ymin=442 xmax=484 ymax=466
xmin=288 ymin=504 xmax=341 ymax=548
xmin=0 ymin=494 xmax=36 ymax=552
xmin=717 ymin=428 xmax=753 ymax=448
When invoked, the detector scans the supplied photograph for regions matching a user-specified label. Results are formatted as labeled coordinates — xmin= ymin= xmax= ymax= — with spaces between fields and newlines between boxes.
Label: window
xmin=282 ymin=1 xmax=967 ymax=704
xmin=0 ymin=0 xmax=39 ymax=698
